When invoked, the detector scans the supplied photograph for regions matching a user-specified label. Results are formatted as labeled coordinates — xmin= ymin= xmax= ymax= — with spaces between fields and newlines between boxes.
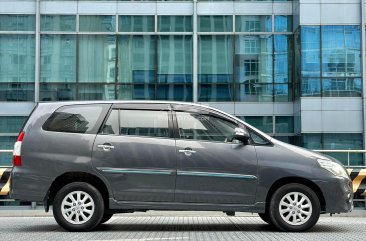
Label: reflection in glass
xmin=79 ymin=15 xmax=115 ymax=32
xmin=158 ymin=16 xmax=192 ymax=32
xmin=301 ymin=78 xmax=321 ymax=97
xmin=322 ymin=25 xmax=361 ymax=77
xmin=242 ymin=116 xmax=273 ymax=133
xmin=117 ymin=84 xmax=155 ymax=100
xmin=41 ymin=15 xmax=76 ymax=32
xmin=78 ymin=84 xmax=116 ymax=100
xmin=0 ymin=117 xmax=27 ymax=133
xmin=234 ymin=35 xmax=272 ymax=101
xmin=198 ymin=35 xmax=233 ymax=101
xmin=78 ymin=35 xmax=116 ymax=83
xmin=301 ymin=26 xmax=320 ymax=77
xmin=274 ymin=35 xmax=292 ymax=83
xmin=274 ymin=83 xmax=291 ymax=102
xmin=119 ymin=16 xmax=154 ymax=32
xmin=235 ymin=15 xmax=271 ymax=32
xmin=41 ymin=35 xmax=76 ymax=83
xmin=0 ymin=15 xmax=35 ymax=31
xmin=0 ymin=136 xmax=16 ymax=166
xmin=40 ymin=83 xmax=76 ymax=101
xmin=275 ymin=116 xmax=294 ymax=133
xmin=198 ymin=16 xmax=233 ymax=32
xmin=274 ymin=15 xmax=292 ymax=32
xmin=322 ymin=78 xmax=361 ymax=97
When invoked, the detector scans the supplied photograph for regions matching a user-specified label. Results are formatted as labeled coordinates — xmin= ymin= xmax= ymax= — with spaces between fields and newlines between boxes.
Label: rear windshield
xmin=43 ymin=105 xmax=104 ymax=134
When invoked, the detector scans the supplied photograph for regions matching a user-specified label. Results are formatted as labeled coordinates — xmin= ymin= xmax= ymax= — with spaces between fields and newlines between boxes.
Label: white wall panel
xmin=0 ymin=103 xmax=35 ymax=116
xmin=320 ymin=3 xmax=360 ymax=24
xmin=322 ymin=111 xmax=363 ymax=132
xmin=301 ymin=111 xmax=322 ymax=132
xmin=0 ymin=1 xmax=35 ymax=14
xmin=40 ymin=1 xmax=77 ymax=14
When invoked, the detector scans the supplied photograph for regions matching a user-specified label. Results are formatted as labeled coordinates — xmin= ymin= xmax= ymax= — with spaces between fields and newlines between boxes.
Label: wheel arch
xmin=265 ymin=177 xmax=326 ymax=213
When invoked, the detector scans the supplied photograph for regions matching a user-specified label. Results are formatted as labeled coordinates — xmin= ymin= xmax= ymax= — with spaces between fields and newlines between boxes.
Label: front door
xmin=91 ymin=104 xmax=176 ymax=202
xmin=174 ymin=109 xmax=258 ymax=204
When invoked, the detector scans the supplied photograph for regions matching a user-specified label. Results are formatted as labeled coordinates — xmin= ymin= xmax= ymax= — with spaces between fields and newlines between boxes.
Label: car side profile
xmin=11 ymin=101 xmax=353 ymax=232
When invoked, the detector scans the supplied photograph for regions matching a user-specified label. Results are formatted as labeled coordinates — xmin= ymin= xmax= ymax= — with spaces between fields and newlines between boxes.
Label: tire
xmin=258 ymin=213 xmax=273 ymax=225
xmin=99 ymin=212 xmax=114 ymax=224
xmin=268 ymin=183 xmax=320 ymax=232
xmin=53 ymin=182 xmax=105 ymax=232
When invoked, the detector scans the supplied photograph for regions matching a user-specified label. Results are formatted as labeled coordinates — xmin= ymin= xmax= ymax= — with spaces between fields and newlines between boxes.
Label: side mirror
xmin=232 ymin=128 xmax=250 ymax=144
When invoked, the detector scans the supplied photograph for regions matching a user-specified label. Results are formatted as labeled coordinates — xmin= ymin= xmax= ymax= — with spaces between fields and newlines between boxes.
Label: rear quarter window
xmin=43 ymin=105 xmax=104 ymax=134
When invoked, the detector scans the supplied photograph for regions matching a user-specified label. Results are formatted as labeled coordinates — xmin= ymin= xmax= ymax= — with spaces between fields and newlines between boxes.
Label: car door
xmin=173 ymin=106 xmax=258 ymax=205
xmin=91 ymin=103 xmax=177 ymax=202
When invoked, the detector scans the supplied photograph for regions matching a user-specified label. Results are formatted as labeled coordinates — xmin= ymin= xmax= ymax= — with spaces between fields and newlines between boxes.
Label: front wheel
xmin=53 ymin=182 xmax=105 ymax=231
xmin=258 ymin=213 xmax=273 ymax=225
xmin=269 ymin=183 xmax=321 ymax=232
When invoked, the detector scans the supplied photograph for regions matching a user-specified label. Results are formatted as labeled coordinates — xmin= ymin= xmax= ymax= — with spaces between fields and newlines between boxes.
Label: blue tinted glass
xmin=157 ymin=84 xmax=192 ymax=101
xmin=199 ymin=84 xmax=233 ymax=101
xmin=0 ymin=136 xmax=16 ymax=166
xmin=0 ymin=117 xmax=27 ymax=133
xmin=274 ymin=15 xmax=292 ymax=32
xmin=322 ymin=78 xmax=361 ymax=97
xmin=242 ymin=116 xmax=273 ymax=133
xmin=301 ymin=26 xmax=320 ymax=77
xmin=274 ymin=35 xmax=292 ymax=83
xmin=198 ymin=16 xmax=233 ymax=32
xmin=301 ymin=78 xmax=321 ymax=97
xmin=322 ymin=25 xmax=361 ymax=77
xmin=117 ymin=84 xmax=155 ymax=100
xmin=235 ymin=83 xmax=273 ymax=102
xmin=274 ymin=83 xmax=291 ymax=102
xmin=275 ymin=116 xmax=294 ymax=133
xmin=40 ymin=83 xmax=76 ymax=101
xmin=0 ymin=15 xmax=35 ymax=31
xmin=235 ymin=15 xmax=272 ymax=32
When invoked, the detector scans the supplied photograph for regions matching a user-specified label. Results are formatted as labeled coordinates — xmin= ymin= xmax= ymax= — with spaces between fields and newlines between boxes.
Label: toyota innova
xmin=11 ymin=101 xmax=353 ymax=232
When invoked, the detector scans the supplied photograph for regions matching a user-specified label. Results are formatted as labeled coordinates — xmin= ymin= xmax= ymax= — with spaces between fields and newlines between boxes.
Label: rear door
xmin=173 ymin=105 xmax=258 ymax=204
xmin=91 ymin=103 xmax=177 ymax=202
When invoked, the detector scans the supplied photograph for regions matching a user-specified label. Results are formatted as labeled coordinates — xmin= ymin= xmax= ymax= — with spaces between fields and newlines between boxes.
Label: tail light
xmin=12 ymin=131 xmax=25 ymax=167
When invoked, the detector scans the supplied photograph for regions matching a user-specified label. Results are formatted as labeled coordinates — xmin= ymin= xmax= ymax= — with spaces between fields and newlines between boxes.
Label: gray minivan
xmin=11 ymin=101 xmax=353 ymax=232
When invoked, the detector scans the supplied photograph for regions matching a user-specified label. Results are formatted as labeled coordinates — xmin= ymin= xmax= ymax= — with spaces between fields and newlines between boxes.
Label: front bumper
xmin=314 ymin=176 xmax=353 ymax=213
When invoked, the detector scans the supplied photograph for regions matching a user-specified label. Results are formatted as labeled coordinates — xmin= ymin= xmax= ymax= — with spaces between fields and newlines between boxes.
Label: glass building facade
xmin=0 ymin=0 xmax=365 ymax=207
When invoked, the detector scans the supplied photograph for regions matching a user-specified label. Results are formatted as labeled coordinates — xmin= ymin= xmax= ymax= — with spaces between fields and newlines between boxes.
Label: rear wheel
xmin=53 ymin=182 xmax=104 ymax=231
xmin=269 ymin=183 xmax=320 ymax=232
xmin=258 ymin=213 xmax=272 ymax=225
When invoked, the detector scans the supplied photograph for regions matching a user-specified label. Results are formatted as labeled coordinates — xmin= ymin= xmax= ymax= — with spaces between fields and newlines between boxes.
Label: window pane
xmin=120 ymin=110 xmax=169 ymax=138
xmin=41 ymin=35 xmax=76 ymax=83
xmin=117 ymin=84 xmax=155 ymax=100
xmin=158 ymin=16 xmax=192 ymax=32
xmin=241 ymin=116 xmax=273 ymax=133
xmin=198 ymin=16 xmax=233 ymax=32
xmin=322 ymin=26 xmax=361 ymax=77
xmin=198 ymin=35 xmax=233 ymax=101
xmin=322 ymin=78 xmax=362 ymax=97
xmin=40 ymin=83 xmax=76 ymax=101
xmin=301 ymin=78 xmax=321 ymax=97
xmin=301 ymin=26 xmax=320 ymax=77
xmin=302 ymin=133 xmax=322 ymax=150
xmin=157 ymin=84 xmax=192 ymax=101
xmin=79 ymin=15 xmax=115 ymax=32
xmin=119 ymin=15 xmax=154 ymax=32
xmin=275 ymin=116 xmax=294 ymax=133
xmin=176 ymin=112 xmax=237 ymax=142
xmin=78 ymin=84 xmax=116 ymax=100
xmin=235 ymin=15 xmax=271 ymax=32
xmin=274 ymin=15 xmax=292 ymax=32
xmin=0 ymin=15 xmax=35 ymax=31
xmin=235 ymin=83 xmax=273 ymax=102
xmin=0 ymin=83 xmax=34 ymax=101
xmin=0 ymin=117 xmax=27 ymax=133
xmin=101 ymin=109 xmax=119 ymax=135
xmin=43 ymin=105 xmax=104 ymax=133
xmin=78 ymin=35 xmax=116 ymax=83
xmin=274 ymin=35 xmax=292 ymax=83
xmin=41 ymin=15 xmax=76 ymax=31
xmin=0 ymin=136 xmax=16 ymax=166
xmin=118 ymin=35 xmax=155 ymax=85
xmin=274 ymin=83 xmax=291 ymax=102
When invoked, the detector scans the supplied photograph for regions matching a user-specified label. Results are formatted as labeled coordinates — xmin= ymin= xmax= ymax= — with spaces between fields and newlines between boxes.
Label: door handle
xmin=178 ymin=148 xmax=196 ymax=157
xmin=97 ymin=144 xmax=115 ymax=151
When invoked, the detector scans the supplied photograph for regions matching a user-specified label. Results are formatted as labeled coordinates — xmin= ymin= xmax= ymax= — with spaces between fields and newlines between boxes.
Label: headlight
xmin=317 ymin=159 xmax=348 ymax=178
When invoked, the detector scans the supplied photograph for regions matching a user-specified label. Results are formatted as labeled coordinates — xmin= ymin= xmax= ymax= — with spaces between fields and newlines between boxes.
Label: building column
xmin=34 ymin=0 xmax=40 ymax=103
xmin=193 ymin=0 xmax=198 ymax=103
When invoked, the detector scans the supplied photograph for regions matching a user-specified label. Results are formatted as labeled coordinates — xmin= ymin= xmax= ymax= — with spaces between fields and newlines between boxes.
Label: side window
xmin=176 ymin=111 xmax=238 ymax=142
xmin=43 ymin=105 xmax=103 ymax=133
xmin=248 ymin=128 xmax=270 ymax=145
xmin=120 ymin=110 xmax=169 ymax=138
xmin=100 ymin=109 xmax=119 ymax=135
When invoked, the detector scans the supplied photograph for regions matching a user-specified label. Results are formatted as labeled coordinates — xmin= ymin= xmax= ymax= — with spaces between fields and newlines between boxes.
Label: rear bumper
xmin=10 ymin=171 xmax=53 ymax=202
xmin=314 ymin=177 xmax=353 ymax=213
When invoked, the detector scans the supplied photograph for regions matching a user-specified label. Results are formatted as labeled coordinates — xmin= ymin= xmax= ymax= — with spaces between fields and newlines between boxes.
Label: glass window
xmin=234 ymin=35 xmax=273 ymax=101
xmin=302 ymin=133 xmax=322 ymax=150
xmin=158 ymin=16 xmax=192 ymax=32
xmin=79 ymin=15 xmax=116 ymax=32
xmin=0 ymin=15 xmax=35 ymax=31
xmin=116 ymin=84 xmax=155 ymax=100
xmin=43 ymin=105 xmax=104 ymax=133
xmin=120 ymin=110 xmax=169 ymax=138
xmin=41 ymin=15 xmax=76 ymax=32
xmin=0 ymin=136 xmax=16 ymax=166
xmin=40 ymin=83 xmax=76 ymax=101
xmin=301 ymin=78 xmax=321 ymax=97
xmin=157 ymin=84 xmax=192 ymax=101
xmin=101 ymin=109 xmax=119 ymax=135
xmin=235 ymin=15 xmax=271 ymax=32
xmin=78 ymin=35 xmax=116 ymax=83
xmin=274 ymin=83 xmax=291 ymax=102
xmin=241 ymin=116 xmax=273 ymax=133
xmin=198 ymin=16 xmax=233 ymax=32
xmin=119 ymin=15 xmax=154 ymax=32
xmin=301 ymin=26 xmax=321 ymax=77
xmin=248 ymin=128 xmax=270 ymax=145
xmin=176 ymin=112 xmax=237 ymax=142
xmin=0 ymin=35 xmax=35 ymax=101
xmin=198 ymin=35 xmax=233 ymax=101
xmin=41 ymin=35 xmax=76 ymax=83
xmin=0 ymin=117 xmax=27 ymax=133
xmin=274 ymin=35 xmax=292 ymax=83
xmin=322 ymin=78 xmax=361 ymax=97
xmin=275 ymin=116 xmax=294 ymax=133
xmin=78 ymin=84 xmax=116 ymax=100
xmin=274 ymin=15 xmax=292 ymax=32
xmin=322 ymin=25 xmax=361 ymax=77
